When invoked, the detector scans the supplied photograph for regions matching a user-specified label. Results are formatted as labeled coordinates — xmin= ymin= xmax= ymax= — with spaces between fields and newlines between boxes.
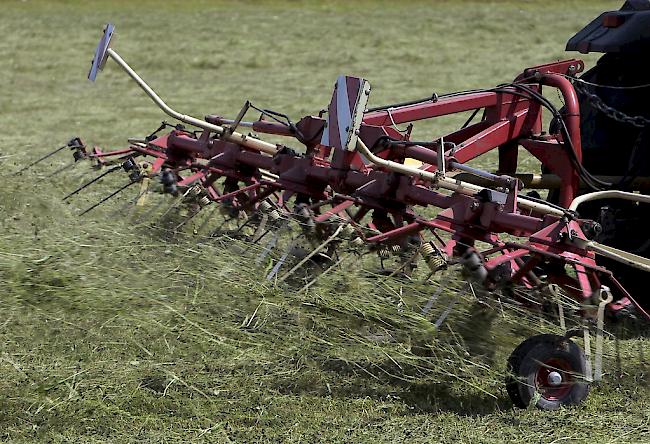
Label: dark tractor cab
xmin=565 ymin=0 xmax=650 ymax=315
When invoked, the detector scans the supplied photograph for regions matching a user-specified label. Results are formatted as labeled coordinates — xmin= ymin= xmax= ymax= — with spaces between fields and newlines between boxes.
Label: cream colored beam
xmin=570 ymin=237 xmax=650 ymax=273
xmin=106 ymin=48 xmax=278 ymax=156
xmin=355 ymin=139 xmax=564 ymax=217
xmin=569 ymin=190 xmax=650 ymax=212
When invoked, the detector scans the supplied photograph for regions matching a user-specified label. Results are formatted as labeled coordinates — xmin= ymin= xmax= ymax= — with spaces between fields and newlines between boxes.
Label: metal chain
xmin=574 ymin=82 xmax=650 ymax=128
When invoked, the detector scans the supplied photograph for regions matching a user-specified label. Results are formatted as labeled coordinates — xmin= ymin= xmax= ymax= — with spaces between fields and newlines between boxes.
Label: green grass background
xmin=1 ymin=0 xmax=649 ymax=442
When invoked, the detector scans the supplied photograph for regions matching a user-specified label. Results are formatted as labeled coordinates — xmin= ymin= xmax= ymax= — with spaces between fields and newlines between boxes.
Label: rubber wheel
xmin=506 ymin=334 xmax=590 ymax=410
xmin=505 ymin=334 xmax=557 ymax=407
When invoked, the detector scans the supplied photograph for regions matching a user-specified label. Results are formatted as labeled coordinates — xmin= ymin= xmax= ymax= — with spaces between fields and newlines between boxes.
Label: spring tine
xmin=134 ymin=196 xmax=169 ymax=224
xmin=640 ymin=326 xmax=646 ymax=368
xmin=434 ymin=298 xmax=458 ymax=329
xmin=433 ymin=282 xmax=467 ymax=329
xmin=174 ymin=207 xmax=202 ymax=231
xmin=158 ymin=197 xmax=183 ymax=220
xmin=300 ymin=251 xmax=352 ymax=292
xmin=156 ymin=187 xmax=192 ymax=221
xmin=594 ymin=287 xmax=613 ymax=382
xmin=266 ymin=245 xmax=293 ymax=281
xmin=256 ymin=229 xmax=280 ymax=264
xmin=422 ymin=275 xmax=450 ymax=315
xmin=109 ymin=187 xmax=149 ymax=217
xmin=230 ymin=213 xmax=253 ymax=235
xmin=135 ymin=176 xmax=151 ymax=207
xmin=252 ymin=227 xmax=273 ymax=244
xmin=194 ymin=206 xmax=219 ymax=234
xmin=117 ymin=176 xmax=156 ymax=218
xmin=16 ymin=144 xmax=69 ymax=174
xmin=278 ymin=224 xmax=343 ymax=283
xmin=62 ymin=165 xmax=122 ymax=201
xmin=250 ymin=214 xmax=269 ymax=242
xmin=583 ymin=327 xmax=594 ymax=383
xmin=210 ymin=214 xmax=239 ymax=237
xmin=255 ymin=220 xmax=290 ymax=263
xmin=384 ymin=250 xmax=418 ymax=283
xmin=79 ymin=180 xmax=136 ymax=216
xmin=614 ymin=324 xmax=622 ymax=379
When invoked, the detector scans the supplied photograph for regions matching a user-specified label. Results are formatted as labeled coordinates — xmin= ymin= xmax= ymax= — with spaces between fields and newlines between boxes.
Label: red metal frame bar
xmin=72 ymin=58 xmax=648 ymax=320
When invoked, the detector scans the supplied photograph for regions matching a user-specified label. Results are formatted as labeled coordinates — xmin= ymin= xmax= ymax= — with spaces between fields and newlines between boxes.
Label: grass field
xmin=1 ymin=0 xmax=649 ymax=442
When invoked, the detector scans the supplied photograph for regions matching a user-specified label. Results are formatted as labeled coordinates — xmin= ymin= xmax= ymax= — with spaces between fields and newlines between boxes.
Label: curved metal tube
xmin=569 ymin=190 xmax=650 ymax=211
xmin=106 ymin=49 xmax=278 ymax=155
xmin=587 ymin=241 xmax=650 ymax=273
xmin=540 ymin=73 xmax=582 ymax=162
xmin=355 ymin=139 xmax=564 ymax=216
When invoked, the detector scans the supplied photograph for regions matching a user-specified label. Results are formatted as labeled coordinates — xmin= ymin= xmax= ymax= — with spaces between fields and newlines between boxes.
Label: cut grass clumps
xmin=3 ymin=208 xmax=647 ymax=442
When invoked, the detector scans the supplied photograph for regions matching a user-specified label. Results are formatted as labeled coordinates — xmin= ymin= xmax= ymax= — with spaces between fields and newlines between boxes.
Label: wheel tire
xmin=505 ymin=334 xmax=558 ymax=408
xmin=506 ymin=334 xmax=590 ymax=410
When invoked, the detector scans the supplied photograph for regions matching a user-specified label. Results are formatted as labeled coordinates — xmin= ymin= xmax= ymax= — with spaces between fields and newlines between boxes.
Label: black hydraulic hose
xmin=501 ymin=82 xmax=613 ymax=191
xmin=249 ymin=103 xmax=306 ymax=142
xmin=367 ymin=93 xmax=439 ymax=112
xmin=366 ymin=88 xmax=503 ymax=113
xmin=366 ymin=80 xmax=614 ymax=192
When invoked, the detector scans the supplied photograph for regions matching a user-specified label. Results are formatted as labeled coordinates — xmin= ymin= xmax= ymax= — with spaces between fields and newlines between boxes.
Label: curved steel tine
xmin=432 ymin=281 xmax=476 ymax=329
xmin=158 ymin=192 xmax=187 ymax=220
xmin=256 ymin=228 xmax=281 ymax=265
xmin=266 ymin=247 xmax=292 ymax=281
xmin=144 ymin=185 xmax=195 ymax=226
xmin=422 ymin=274 xmax=451 ymax=315
xmin=62 ymin=165 xmax=121 ymax=201
xmin=278 ymin=224 xmax=344 ymax=283
xmin=174 ymin=204 xmax=207 ymax=231
xmin=79 ymin=180 xmax=136 ymax=216
xmin=108 ymin=187 xmax=149 ymax=217
xmin=434 ymin=297 xmax=458 ymax=329
xmin=265 ymin=231 xmax=302 ymax=281
xmin=16 ymin=144 xmax=69 ymax=174
xmin=250 ymin=214 xmax=269 ymax=242
xmin=299 ymin=251 xmax=354 ymax=292
xmin=253 ymin=226 xmax=274 ymax=244
xmin=228 ymin=212 xmax=256 ymax=237
xmin=194 ymin=206 xmax=220 ymax=235
xmin=210 ymin=213 xmax=240 ymax=238
xmin=134 ymin=191 xmax=181 ymax=225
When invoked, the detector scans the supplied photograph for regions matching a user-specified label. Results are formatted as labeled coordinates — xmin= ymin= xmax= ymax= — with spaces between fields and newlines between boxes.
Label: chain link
xmin=574 ymin=81 xmax=650 ymax=129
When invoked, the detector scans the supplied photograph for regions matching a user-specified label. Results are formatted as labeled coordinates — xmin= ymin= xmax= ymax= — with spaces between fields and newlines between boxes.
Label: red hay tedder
xmin=26 ymin=1 xmax=650 ymax=409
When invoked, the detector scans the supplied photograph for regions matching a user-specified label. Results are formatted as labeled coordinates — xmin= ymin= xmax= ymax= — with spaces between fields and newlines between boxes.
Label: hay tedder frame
xmin=29 ymin=6 xmax=650 ymax=410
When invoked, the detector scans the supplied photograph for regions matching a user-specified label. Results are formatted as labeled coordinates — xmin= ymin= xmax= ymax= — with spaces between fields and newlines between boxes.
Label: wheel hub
xmin=535 ymin=358 xmax=573 ymax=401
xmin=547 ymin=371 xmax=563 ymax=386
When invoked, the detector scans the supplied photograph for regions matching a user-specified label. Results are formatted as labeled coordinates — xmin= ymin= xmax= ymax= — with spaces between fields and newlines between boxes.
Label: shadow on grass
xmin=398 ymin=381 xmax=511 ymax=416
xmin=272 ymin=356 xmax=511 ymax=416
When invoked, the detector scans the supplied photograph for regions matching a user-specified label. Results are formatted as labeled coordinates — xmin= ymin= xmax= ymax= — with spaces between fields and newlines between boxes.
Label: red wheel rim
xmin=535 ymin=357 xmax=573 ymax=401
